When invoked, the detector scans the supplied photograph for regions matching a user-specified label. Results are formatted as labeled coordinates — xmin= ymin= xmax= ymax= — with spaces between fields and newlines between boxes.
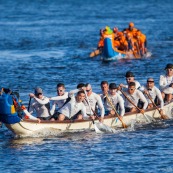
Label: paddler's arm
xmin=96 ymin=94 xmax=105 ymax=121
xmin=29 ymin=93 xmax=49 ymax=105
xmin=50 ymin=92 xmax=68 ymax=101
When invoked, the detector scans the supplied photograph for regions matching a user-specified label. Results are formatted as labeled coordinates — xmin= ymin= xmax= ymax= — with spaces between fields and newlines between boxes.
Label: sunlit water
xmin=0 ymin=0 xmax=173 ymax=172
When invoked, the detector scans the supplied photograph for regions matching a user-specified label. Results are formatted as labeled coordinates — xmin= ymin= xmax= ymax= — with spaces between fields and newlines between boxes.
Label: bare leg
xmin=50 ymin=118 xmax=55 ymax=121
xmin=130 ymin=107 xmax=138 ymax=112
xmin=58 ymin=114 xmax=65 ymax=121
xmin=161 ymin=92 xmax=165 ymax=100
xmin=76 ymin=114 xmax=83 ymax=120
xmin=147 ymin=103 xmax=153 ymax=109
xmin=166 ymin=94 xmax=173 ymax=102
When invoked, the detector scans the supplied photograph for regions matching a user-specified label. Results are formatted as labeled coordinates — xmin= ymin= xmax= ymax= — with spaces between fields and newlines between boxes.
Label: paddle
xmin=27 ymin=97 xmax=32 ymax=111
xmin=120 ymin=89 xmax=154 ymax=123
xmin=84 ymin=90 xmax=115 ymax=133
xmin=145 ymin=92 xmax=169 ymax=119
xmin=89 ymin=49 xmax=102 ymax=58
xmin=83 ymin=90 xmax=103 ymax=133
xmin=105 ymin=94 xmax=127 ymax=128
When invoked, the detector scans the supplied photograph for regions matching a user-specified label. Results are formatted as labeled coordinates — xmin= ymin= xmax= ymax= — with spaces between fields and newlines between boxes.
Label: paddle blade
xmin=95 ymin=122 xmax=116 ymax=133
xmin=143 ymin=114 xmax=156 ymax=123
xmin=161 ymin=114 xmax=169 ymax=120
xmin=94 ymin=123 xmax=104 ymax=133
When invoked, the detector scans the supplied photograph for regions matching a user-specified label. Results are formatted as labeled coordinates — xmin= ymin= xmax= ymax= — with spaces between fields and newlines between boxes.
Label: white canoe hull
xmin=5 ymin=102 xmax=173 ymax=136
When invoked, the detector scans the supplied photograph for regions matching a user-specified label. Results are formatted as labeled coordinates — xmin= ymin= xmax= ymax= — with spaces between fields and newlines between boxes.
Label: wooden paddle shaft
xmin=120 ymin=90 xmax=141 ymax=111
xmin=105 ymin=94 xmax=127 ymax=128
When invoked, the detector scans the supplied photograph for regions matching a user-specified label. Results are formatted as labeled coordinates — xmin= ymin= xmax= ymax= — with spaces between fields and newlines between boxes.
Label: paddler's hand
xmin=119 ymin=84 xmax=125 ymax=89
xmin=37 ymin=118 xmax=41 ymax=123
xmin=110 ymin=110 xmax=115 ymax=115
xmin=81 ymin=87 xmax=86 ymax=91
xmin=143 ymin=89 xmax=149 ymax=95
xmin=90 ymin=115 xmax=95 ymax=120
xmin=29 ymin=93 xmax=35 ymax=98
xmin=99 ymin=117 xmax=104 ymax=123
xmin=140 ymin=109 xmax=145 ymax=114
xmin=159 ymin=109 xmax=163 ymax=115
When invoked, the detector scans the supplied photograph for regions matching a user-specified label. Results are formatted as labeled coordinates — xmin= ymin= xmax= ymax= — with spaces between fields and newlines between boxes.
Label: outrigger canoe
xmin=2 ymin=101 xmax=173 ymax=136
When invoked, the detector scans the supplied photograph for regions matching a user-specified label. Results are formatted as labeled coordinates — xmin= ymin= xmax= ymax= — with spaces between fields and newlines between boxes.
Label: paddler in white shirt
xmin=50 ymin=89 xmax=87 ymax=121
xmin=83 ymin=83 xmax=105 ymax=122
xmin=120 ymin=71 xmax=141 ymax=90
xmin=29 ymin=87 xmax=51 ymax=120
xmin=49 ymin=83 xmax=68 ymax=115
xmin=159 ymin=63 xmax=173 ymax=102
xmin=141 ymin=78 xmax=164 ymax=114
xmin=123 ymin=82 xmax=148 ymax=113
xmin=100 ymin=81 xmax=109 ymax=104
xmin=104 ymin=83 xmax=125 ymax=117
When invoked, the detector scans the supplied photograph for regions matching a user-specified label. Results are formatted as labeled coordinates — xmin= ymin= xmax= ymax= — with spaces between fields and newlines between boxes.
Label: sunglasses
xmin=128 ymin=88 xmax=135 ymax=91
xmin=126 ymin=78 xmax=132 ymax=81
xmin=57 ymin=90 xmax=64 ymax=92
xmin=147 ymin=81 xmax=154 ymax=83
xmin=86 ymin=89 xmax=91 ymax=92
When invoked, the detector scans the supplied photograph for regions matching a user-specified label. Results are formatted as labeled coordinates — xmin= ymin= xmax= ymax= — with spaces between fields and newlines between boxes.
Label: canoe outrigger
xmin=0 ymin=89 xmax=173 ymax=136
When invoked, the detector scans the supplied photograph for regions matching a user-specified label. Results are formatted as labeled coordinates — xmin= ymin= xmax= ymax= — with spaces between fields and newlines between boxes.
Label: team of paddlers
xmin=90 ymin=22 xmax=147 ymax=58
xmin=0 ymin=63 xmax=172 ymax=124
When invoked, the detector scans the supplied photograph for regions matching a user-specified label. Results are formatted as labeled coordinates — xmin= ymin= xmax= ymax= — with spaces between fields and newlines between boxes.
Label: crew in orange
xmin=126 ymin=32 xmax=135 ymax=51
xmin=123 ymin=22 xmax=138 ymax=38
xmin=134 ymin=30 xmax=147 ymax=55
xmin=113 ymin=32 xmax=128 ymax=51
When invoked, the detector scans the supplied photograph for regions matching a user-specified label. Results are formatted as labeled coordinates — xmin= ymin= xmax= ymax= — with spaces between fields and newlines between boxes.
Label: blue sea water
xmin=0 ymin=0 xmax=173 ymax=172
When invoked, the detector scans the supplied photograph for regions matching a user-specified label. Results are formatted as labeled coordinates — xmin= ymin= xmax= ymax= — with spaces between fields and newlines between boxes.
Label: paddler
xmin=140 ymin=78 xmax=164 ymax=112
xmin=119 ymin=71 xmax=141 ymax=90
xmin=113 ymin=32 xmax=128 ymax=51
xmin=123 ymin=22 xmax=138 ymax=37
xmin=123 ymin=82 xmax=148 ymax=113
xmin=49 ymin=83 xmax=69 ymax=116
xmin=83 ymin=83 xmax=105 ymax=122
xmin=134 ymin=30 xmax=147 ymax=56
xmin=104 ymin=83 xmax=125 ymax=117
xmin=50 ymin=89 xmax=87 ymax=121
xmin=159 ymin=63 xmax=173 ymax=102
xmin=29 ymin=87 xmax=51 ymax=120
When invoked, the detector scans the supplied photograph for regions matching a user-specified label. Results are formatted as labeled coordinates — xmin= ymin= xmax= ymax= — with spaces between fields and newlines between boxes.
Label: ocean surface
xmin=0 ymin=0 xmax=173 ymax=172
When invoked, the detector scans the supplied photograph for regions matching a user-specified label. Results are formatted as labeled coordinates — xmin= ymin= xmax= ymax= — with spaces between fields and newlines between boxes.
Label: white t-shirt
xmin=50 ymin=92 xmax=68 ymax=115
xmin=104 ymin=93 xmax=125 ymax=116
xmin=58 ymin=90 xmax=87 ymax=119
xmin=29 ymin=96 xmax=50 ymax=118
xmin=123 ymin=89 xmax=148 ymax=110
xmin=141 ymin=86 xmax=164 ymax=109
xmin=83 ymin=92 xmax=105 ymax=117
xmin=159 ymin=75 xmax=173 ymax=94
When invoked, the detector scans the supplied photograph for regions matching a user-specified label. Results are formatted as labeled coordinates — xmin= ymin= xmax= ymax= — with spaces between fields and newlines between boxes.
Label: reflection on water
xmin=1 ymin=119 xmax=173 ymax=172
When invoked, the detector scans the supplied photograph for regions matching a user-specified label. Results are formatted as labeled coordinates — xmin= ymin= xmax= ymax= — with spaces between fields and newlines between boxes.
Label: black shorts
xmin=51 ymin=112 xmax=80 ymax=121
xmin=51 ymin=112 xmax=62 ymax=120
xmin=125 ymin=107 xmax=131 ymax=113
xmin=38 ymin=116 xmax=51 ymax=120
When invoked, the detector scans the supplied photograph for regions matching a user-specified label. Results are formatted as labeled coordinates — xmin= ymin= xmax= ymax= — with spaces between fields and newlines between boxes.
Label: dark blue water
xmin=0 ymin=0 xmax=173 ymax=172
